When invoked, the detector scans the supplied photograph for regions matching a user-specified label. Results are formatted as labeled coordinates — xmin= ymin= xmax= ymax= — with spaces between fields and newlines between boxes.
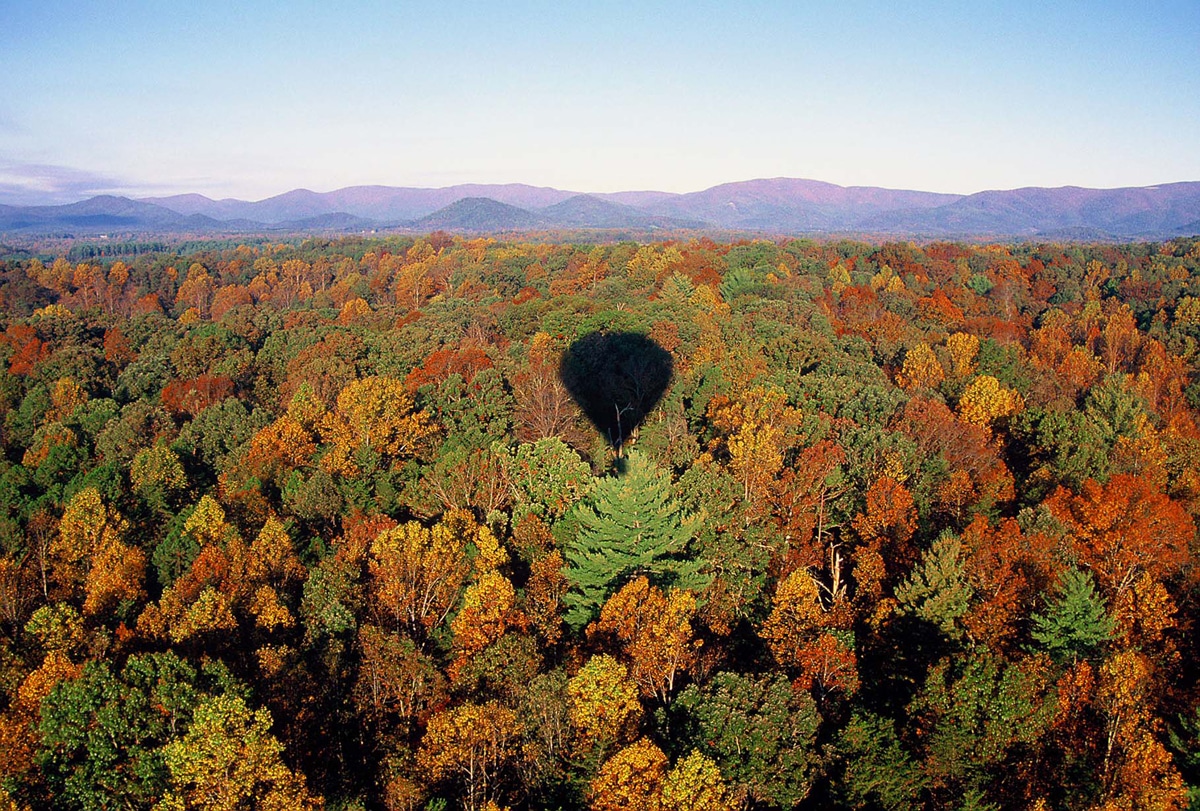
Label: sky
xmin=1 ymin=0 xmax=1198 ymax=204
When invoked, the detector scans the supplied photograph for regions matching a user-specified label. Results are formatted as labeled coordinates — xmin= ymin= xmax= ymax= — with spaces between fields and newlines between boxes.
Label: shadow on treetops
xmin=559 ymin=331 xmax=673 ymax=451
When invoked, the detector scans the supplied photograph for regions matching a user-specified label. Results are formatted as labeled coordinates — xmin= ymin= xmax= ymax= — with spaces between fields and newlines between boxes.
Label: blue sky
xmin=1 ymin=1 xmax=1198 ymax=203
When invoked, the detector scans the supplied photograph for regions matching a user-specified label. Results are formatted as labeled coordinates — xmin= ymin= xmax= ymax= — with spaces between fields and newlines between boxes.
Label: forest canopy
xmin=0 ymin=233 xmax=1199 ymax=810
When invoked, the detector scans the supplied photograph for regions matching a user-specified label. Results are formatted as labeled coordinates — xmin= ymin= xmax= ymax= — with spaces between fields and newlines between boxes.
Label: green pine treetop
xmin=1030 ymin=566 xmax=1113 ymax=664
xmin=563 ymin=450 xmax=706 ymax=630
xmin=896 ymin=530 xmax=974 ymax=639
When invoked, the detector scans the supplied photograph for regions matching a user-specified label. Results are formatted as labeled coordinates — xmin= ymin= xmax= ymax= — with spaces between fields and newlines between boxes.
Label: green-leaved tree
xmin=1029 ymin=566 xmax=1112 ymax=664
xmin=563 ymin=451 xmax=705 ymax=630
xmin=895 ymin=531 xmax=974 ymax=639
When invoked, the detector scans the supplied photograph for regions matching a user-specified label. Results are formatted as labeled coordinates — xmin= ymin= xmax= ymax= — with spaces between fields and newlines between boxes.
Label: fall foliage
xmin=0 ymin=233 xmax=1198 ymax=809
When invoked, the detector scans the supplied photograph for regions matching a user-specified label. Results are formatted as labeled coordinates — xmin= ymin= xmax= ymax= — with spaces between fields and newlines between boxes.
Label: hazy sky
xmin=2 ymin=1 xmax=1198 ymax=203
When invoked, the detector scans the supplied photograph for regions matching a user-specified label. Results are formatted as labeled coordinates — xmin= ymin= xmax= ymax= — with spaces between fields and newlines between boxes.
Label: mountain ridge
xmin=1 ymin=178 xmax=1197 ymax=239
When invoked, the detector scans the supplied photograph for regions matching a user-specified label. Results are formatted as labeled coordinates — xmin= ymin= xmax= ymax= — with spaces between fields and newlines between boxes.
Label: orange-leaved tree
xmin=1044 ymin=474 xmax=1193 ymax=597
xmin=593 ymin=577 xmax=700 ymax=702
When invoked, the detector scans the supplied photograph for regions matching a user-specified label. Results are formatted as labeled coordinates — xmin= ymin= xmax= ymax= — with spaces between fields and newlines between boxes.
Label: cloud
xmin=0 ymin=162 xmax=138 ymax=205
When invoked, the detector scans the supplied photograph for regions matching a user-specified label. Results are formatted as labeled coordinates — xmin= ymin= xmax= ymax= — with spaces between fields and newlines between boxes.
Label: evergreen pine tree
xmin=1167 ymin=706 xmax=1200 ymax=810
xmin=1030 ymin=567 xmax=1113 ymax=663
xmin=835 ymin=712 xmax=928 ymax=811
xmin=895 ymin=531 xmax=974 ymax=638
xmin=563 ymin=451 xmax=705 ymax=630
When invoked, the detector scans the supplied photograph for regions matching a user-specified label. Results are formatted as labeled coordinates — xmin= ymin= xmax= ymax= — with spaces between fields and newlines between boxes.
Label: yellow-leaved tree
xmin=231 ymin=514 xmax=307 ymax=633
xmin=567 ymin=654 xmax=642 ymax=755
xmin=368 ymin=515 xmax=473 ymax=637
xmin=451 ymin=570 xmax=521 ymax=660
xmin=417 ymin=701 xmax=522 ymax=811
xmin=761 ymin=568 xmax=859 ymax=696
xmin=589 ymin=740 xmax=735 ymax=811
xmin=707 ymin=385 xmax=802 ymax=508
xmin=660 ymin=750 xmax=736 ymax=811
xmin=897 ymin=343 xmax=945 ymax=391
xmin=1094 ymin=650 xmax=1187 ymax=810
xmin=157 ymin=693 xmax=320 ymax=811
xmin=319 ymin=376 xmax=437 ymax=477
xmin=590 ymin=738 xmax=668 ymax=811
xmin=54 ymin=487 xmax=145 ymax=617
xmin=945 ymin=332 xmax=980 ymax=377
xmin=957 ymin=375 xmax=1024 ymax=429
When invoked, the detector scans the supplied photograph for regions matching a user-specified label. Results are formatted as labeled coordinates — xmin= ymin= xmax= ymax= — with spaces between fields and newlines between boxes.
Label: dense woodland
xmin=0 ymin=232 xmax=1199 ymax=810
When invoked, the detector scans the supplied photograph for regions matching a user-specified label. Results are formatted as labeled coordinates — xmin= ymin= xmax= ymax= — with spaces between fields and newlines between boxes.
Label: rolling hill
xmin=414 ymin=197 xmax=545 ymax=231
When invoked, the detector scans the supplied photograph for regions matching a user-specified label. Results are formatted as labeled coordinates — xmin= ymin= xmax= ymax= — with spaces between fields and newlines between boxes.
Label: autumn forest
xmin=1 ymin=232 xmax=1200 ymax=811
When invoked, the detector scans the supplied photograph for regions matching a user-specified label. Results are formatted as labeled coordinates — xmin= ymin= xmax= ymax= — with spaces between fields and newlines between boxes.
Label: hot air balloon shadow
xmin=559 ymin=331 xmax=674 ymax=452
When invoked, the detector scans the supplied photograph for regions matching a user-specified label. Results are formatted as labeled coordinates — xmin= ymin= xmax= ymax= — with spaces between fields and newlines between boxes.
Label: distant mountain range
xmin=2 ymin=178 xmax=1199 ymax=239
